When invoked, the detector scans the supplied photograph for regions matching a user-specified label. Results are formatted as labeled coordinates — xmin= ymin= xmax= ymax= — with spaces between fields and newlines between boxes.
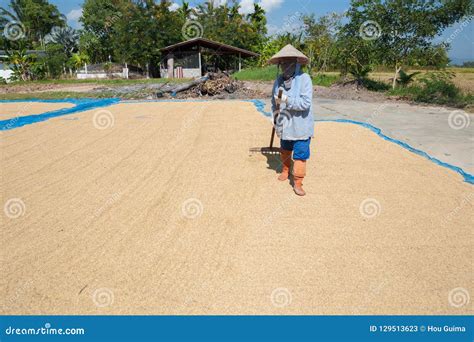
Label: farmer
xmin=269 ymin=44 xmax=314 ymax=196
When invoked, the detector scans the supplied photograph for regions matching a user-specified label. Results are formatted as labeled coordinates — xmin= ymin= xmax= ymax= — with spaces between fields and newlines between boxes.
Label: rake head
xmin=248 ymin=146 xmax=281 ymax=155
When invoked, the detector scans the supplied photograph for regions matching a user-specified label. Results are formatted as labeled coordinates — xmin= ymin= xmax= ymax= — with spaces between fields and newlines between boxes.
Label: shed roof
xmin=160 ymin=38 xmax=259 ymax=58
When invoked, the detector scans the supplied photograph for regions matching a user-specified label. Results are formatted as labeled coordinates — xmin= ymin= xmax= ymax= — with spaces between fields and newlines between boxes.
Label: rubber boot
xmin=278 ymin=149 xmax=292 ymax=181
xmin=293 ymin=160 xmax=306 ymax=196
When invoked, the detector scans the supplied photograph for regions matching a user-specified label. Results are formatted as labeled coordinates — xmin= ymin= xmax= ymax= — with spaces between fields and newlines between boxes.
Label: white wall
xmin=0 ymin=69 xmax=13 ymax=82
xmin=77 ymin=72 xmax=125 ymax=79
xmin=160 ymin=68 xmax=201 ymax=79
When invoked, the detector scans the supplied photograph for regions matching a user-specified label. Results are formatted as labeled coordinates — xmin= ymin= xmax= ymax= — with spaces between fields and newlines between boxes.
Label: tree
xmin=42 ymin=43 xmax=68 ymax=78
xmin=68 ymin=52 xmax=90 ymax=71
xmin=0 ymin=0 xmax=65 ymax=48
xmin=461 ymin=61 xmax=474 ymax=68
xmin=248 ymin=3 xmax=267 ymax=36
xmin=45 ymin=26 xmax=79 ymax=56
xmin=346 ymin=0 xmax=473 ymax=89
xmin=302 ymin=13 xmax=342 ymax=74
xmin=335 ymin=33 xmax=376 ymax=86
xmin=80 ymin=0 xmax=126 ymax=62
xmin=177 ymin=1 xmax=193 ymax=19
xmin=191 ymin=1 xmax=263 ymax=70
xmin=407 ymin=45 xmax=450 ymax=68
xmin=111 ymin=0 xmax=183 ymax=76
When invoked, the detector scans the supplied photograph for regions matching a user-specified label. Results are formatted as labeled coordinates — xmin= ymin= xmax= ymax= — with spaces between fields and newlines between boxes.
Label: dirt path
xmin=1 ymin=101 xmax=472 ymax=315
xmin=0 ymin=84 xmax=98 ymax=94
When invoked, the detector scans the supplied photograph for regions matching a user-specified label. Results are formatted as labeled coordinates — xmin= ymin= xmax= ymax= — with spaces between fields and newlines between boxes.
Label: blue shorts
xmin=280 ymin=138 xmax=311 ymax=160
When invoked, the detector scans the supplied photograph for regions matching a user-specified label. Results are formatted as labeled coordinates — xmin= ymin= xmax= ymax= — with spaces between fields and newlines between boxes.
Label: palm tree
xmin=248 ymin=3 xmax=266 ymax=35
xmin=1 ymin=0 xmax=65 ymax=47
xmin=177 ymin=1 xmax=193 ymax=19
xmin=228 ymin=3 xmax=240 ymax=20
xmin=45 ymin=26 xmax=79 ymax=56
xmin=396 ymin=70 xmax=421 ymax=87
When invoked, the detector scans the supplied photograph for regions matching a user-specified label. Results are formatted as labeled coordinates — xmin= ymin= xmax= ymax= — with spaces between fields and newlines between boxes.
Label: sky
xmin=2 ymin=0 xmax=473 ymax=63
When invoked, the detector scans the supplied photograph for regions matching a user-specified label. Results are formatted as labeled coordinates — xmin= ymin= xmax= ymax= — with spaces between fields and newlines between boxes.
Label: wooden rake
xmin=248 ymin=88 xmax=283 ymax=155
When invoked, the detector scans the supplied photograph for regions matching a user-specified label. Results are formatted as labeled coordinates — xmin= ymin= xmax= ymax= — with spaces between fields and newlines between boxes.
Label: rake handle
xmin=270 ymin=88 xmax=284 ymax=149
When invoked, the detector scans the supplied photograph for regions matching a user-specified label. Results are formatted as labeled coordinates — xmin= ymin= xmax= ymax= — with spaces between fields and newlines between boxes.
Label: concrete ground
xmin=263 ymin=98 xmax=474 ymax=175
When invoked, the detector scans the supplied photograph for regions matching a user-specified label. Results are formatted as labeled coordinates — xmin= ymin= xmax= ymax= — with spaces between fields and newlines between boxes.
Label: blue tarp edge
xmin=0 ymin=98 xmax=120 ymax=130
xmin=248 ymin=99 xmax=474 ymax=185
xmin=1 ymin=97 xmax=472 ymax=185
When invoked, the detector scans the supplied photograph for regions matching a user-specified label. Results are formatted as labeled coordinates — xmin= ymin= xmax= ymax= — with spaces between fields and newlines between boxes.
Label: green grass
xmin=312 ymin=73 xmax=339 ymax=87
xmin=234 ymin=66 xmax=340 ymax=87
xmin=233 ymin=65 xmax=278 ymax=81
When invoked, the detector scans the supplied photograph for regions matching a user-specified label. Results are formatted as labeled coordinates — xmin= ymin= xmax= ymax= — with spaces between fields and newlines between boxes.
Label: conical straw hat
xmin=268 ymin=44 xmax=309 ymax=65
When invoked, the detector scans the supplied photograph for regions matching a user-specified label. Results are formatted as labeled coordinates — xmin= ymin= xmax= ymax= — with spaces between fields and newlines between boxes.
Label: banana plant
xmin=396 ymin=69 xmax=421 ymax=87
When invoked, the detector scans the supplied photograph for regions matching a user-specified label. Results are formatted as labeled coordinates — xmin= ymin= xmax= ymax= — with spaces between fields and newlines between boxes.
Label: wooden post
xmin=167 ymin=53 xmax=174 ymax=79
xmin=198 ymin=45 xmax=202 ymax=77
xmin=238 ymin=52 xmax=241 ymax=72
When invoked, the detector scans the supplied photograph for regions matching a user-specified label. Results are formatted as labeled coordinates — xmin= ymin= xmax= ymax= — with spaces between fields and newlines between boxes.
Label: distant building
xmin=160 ymin=38 xmax=259 ymax=79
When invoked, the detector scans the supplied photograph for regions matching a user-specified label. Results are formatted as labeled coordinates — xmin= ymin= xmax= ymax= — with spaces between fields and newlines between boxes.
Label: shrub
xmin=362 ymin=78 xmax=390 ymax=91
xmin=415 ymin=72 xmax=459 ymax=104
xmin=43 ymin=44 xmax=68 ymax=78
xmin=388 ymin=71 xmax=472 ymax=108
